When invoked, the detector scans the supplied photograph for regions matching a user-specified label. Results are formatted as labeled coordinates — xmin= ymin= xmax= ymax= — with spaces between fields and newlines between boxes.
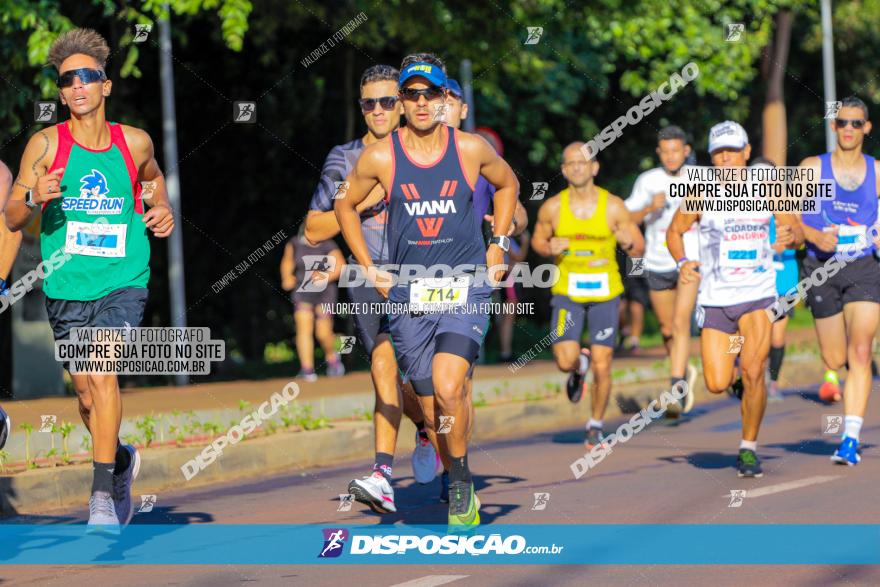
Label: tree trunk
xmin=763 ymin=11 xmax=792 ymax=166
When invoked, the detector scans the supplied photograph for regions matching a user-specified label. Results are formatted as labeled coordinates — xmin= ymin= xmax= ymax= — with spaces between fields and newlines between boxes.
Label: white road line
xmin=736 ymin=475 xmax=840 ymax=498
xmin=389 ymin=575 xmax=470 ymax=587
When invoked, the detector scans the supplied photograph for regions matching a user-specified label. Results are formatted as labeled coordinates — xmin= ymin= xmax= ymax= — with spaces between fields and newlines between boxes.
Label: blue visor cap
xmin=399 ymin=62 xmax=447 ymax=89
xmin=446 ymin=79 xmax=463 ymax=98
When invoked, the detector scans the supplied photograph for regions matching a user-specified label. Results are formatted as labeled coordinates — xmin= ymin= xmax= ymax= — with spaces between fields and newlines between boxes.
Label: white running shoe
xmin=87 ymin=491 xmax=120 ymax=535
xmin=412 ymin=431 xmax=439 ymax=484
xmin=348 ymin=472 xmax=397 ymax=513
xmin=112 ymin=445 xmax=141 ymax=527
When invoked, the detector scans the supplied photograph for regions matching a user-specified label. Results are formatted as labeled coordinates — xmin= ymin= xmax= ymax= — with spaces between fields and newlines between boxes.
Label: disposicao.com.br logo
xmin=317 ymin=528 xmax=564 ymax=558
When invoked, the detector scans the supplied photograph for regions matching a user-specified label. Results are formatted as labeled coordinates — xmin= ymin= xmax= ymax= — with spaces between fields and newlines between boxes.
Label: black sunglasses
xmin=836 ymin=118 xmax=866 ymax=129
xmin=400 ymin=86 xmax=445 ymax=102
xmin=56 ymin=68 xmax=107 ymax=88
xmin=358 ymin=96 xmax=398 ymax=113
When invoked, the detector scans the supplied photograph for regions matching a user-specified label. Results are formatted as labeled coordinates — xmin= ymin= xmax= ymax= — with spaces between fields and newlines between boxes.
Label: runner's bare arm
xmin=773 ymin=214 xmax=804 ymax=250
xmin=0 ymin=161 xmax=22 ymax=283
xmin=334 ymin=142 xmax=385 ymax=269
xmin=0 ymin=160 xmax=11 ymax=213
xmin=608 ymin=195 xmax=644 ymax=257
xmin=305 ymin=185 xmax=386 ymax=245
xmin=484 ymin=201 xmax=528 ymax=237
xmin=876 ymin=159 xmax=880 ymax=194
xmin=530 ymin=196 xmax=562 ymax=257
xmin=5 ymin=129 xmax=59 ymax=231
xmin=280 ymin=241 xmax=296 ymax=291
xmin=124 ymin=126 xmax=174 ymax=238
xmin=666 ymin=207 xmax=699 ymax=263
xmin=328 ymin=248 xmax=346 ymax=282
xmin=797 ymin=155 xmax=835 ymax=250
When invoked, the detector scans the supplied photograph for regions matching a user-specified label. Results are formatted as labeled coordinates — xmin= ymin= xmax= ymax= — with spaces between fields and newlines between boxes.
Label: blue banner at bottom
xmin=1 ymin=524 xmax=878 ymax=565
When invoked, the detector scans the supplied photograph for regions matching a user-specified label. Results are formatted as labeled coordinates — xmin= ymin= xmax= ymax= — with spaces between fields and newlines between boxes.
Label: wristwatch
xmin=489 ymin=235 xmax=511 ymax=252
xmin=24 ymin=189 xmax=37 ymax=209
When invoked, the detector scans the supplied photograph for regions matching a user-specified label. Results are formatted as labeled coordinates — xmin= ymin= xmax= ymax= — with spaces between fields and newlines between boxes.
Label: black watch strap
xmin=489 ymin=235 xmax=510 ymax=252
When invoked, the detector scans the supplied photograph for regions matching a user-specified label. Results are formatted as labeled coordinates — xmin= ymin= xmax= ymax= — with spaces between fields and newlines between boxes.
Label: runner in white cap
xmin=667 ymin=121 xmax=803 ymax=477
xmin=625 ymin=125 xmax=700 ymax=413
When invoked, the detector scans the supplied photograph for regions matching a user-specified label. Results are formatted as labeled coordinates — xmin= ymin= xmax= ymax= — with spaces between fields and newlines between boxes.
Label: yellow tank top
xmin=550 ymin=186 xmax=623 ymax=302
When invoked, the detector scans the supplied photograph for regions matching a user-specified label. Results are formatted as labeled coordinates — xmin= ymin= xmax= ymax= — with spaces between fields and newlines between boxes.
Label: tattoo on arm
xmin=32 ymin=131 xmax=49 ymax=178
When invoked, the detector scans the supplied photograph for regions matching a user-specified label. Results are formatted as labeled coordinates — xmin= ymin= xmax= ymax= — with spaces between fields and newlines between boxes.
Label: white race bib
xmin=720 ymin=238 xmax=762 ymax=269
xmin=409 ymin=276 xmax=469 ymax=311
xmin=568 ymin=272 xmax=610 ymax=298
xmin=836 ymin=224 xmax=867 ymax=253
xmin=64 ymin=221 xmax=127 ymax=258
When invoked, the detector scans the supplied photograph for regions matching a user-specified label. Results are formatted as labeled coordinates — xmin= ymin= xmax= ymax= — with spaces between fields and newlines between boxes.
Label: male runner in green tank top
xmin=6 ymin=28 xmax=174 ymax=534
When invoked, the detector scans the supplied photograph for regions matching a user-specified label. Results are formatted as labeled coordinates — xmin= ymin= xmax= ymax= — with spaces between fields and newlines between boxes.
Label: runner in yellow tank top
xmin=551 ymin=186 xmax=624 ymax=302
xmin=533 ymin=142 xmax=644 ymax=449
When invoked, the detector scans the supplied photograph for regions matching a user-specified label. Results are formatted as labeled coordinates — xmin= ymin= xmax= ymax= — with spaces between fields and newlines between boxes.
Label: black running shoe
xmin=566 ymin=371 xmax=584 ymax=403
xmin=585 ymin=427 xmax=605 ymax=449
xmin=727 ymin=377 xmax=744 ymax=401
xmin=439 ymin=470 xmax=450 ymax=503
xmin=566 ymin=351 xmax=589 ymax=403
xmin=0 ymin=405 xmax=8 ymax=450
xmin=736 ymin=449 xmax=763 ymax=478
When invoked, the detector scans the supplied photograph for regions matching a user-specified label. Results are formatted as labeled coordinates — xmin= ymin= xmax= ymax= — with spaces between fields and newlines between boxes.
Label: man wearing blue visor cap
xmin=336 ymin=53 xmax=521 ymax=527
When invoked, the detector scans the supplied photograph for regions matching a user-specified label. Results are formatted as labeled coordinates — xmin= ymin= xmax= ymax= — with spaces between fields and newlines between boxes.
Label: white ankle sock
xmin=740 ymin=439 xmax=757 ymax=451
xmin=844 ymin=416 xmax=863 ymax=441
xmin=587 ymin=419 xmax=603 ymax=430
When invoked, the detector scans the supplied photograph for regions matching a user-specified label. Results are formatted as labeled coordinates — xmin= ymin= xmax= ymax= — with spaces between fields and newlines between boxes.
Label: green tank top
xmin=40 ymin=121 xmax=150 ymax=301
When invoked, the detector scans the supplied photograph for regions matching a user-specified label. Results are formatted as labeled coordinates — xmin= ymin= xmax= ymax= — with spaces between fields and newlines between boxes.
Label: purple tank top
xmin=803 ymin=153 xmax=878 ymax=259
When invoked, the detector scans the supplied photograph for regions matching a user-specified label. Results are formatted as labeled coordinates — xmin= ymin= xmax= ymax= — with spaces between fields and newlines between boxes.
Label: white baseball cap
xmin=708 ymin=120 xmax=749 ymax=153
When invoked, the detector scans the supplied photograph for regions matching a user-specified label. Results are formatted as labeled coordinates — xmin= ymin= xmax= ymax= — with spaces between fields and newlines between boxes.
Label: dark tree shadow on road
xmin=129 ymin=505 xmax=214 ymax=525
xmin=790 ymin=386 xmax=833 ymax=406
xmin=765 ymin=439 xmax=873 ymax=456
xmin=550 ymin=430 xmax=583 ymax=444
xmin=658 ymin=451 xmax=778 ymax=471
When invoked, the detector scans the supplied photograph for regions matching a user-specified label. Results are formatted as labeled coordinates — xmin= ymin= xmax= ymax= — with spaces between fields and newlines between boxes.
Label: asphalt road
xmin=3 ymin=382 xmax=879 ymax=586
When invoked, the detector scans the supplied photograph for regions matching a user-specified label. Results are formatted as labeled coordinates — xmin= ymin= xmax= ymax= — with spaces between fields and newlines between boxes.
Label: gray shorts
xmin=550 ymin=294 xmax=620 ymax=348
xmin=347 ymin=282 xmax=390 ymax=356
xmin=646 ymin=269 xmax=679 ymax=291
xmin=697 ymin=296 xmax=775 ymax=334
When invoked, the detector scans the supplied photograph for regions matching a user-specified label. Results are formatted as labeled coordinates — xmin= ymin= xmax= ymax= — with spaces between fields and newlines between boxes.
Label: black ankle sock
xmin=670 ymin=377 xmax=685 ymax=387
xmin=113 ymin=441 xmax=131 ymax=475
xmin=92 ymin=461 xmax=115 ymax=494
xmin=768 ymin=346 xmax=785 ymax=381
xmin=414 ymin=420 xmax=428 ymax=438
xmin=449 ymin=454 xmax=471 ymax=484
xmin=373 ymin=452 xmax=394 ymax=479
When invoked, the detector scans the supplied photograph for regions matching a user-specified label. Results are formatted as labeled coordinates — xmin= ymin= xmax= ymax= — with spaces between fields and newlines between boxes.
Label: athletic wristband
xmin=676 ymin=257 xmax=689 ymax=270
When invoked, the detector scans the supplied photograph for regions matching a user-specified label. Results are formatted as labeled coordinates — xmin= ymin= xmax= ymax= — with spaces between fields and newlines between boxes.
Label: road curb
xmin=0 ymin=351 xmax=825 ymax=517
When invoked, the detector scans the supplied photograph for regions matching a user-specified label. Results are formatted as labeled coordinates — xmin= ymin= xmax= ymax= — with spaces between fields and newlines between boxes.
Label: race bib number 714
xmin=409 ymin=277 xmax=469 ymax=312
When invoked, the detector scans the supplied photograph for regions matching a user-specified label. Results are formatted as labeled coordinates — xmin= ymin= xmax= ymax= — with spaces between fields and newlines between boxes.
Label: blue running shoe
xmin=831 ymin=436 xmax=861 ymax=466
